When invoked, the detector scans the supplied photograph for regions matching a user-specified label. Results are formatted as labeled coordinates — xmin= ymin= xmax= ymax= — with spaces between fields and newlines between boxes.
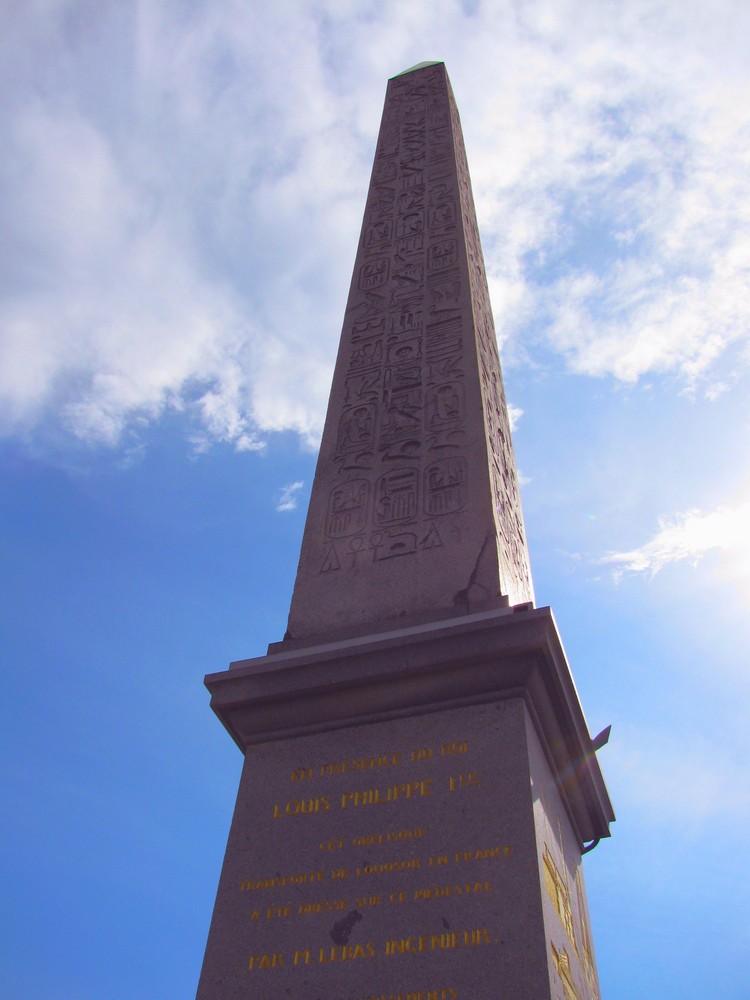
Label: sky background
xmin=2 ymin=1 xmax=749 ymax=997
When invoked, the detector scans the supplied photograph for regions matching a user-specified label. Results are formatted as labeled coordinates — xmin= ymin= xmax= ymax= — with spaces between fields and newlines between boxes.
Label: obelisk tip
xmin=390 ymin=61 xmax=444 ymax=79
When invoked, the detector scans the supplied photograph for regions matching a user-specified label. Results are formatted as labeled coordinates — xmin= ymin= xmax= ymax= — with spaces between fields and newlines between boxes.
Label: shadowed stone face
xmin=287 ymin=62 xmax=533 ymax=641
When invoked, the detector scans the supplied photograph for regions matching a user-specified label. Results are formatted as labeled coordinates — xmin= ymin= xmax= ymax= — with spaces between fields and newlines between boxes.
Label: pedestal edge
xmin=204 ymin=607 xmax=614 ymax=847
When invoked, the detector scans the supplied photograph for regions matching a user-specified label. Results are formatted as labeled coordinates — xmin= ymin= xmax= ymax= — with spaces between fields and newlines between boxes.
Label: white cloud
xmin=276 ymin=480 xmax=304 ymax=513
xmin=599 ymin=501 xmax=750 ymax=580
xmin=1 ymin=0 xmax=749 ymax=455
xmin=507 ymin=403 xmax=523 ymax=432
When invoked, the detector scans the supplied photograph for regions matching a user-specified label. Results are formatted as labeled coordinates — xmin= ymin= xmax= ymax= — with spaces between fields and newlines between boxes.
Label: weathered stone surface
xmin=286 ymin=62 xmax=533 ymax=641
xmin=198 ymin=606 xmax=611 ymax=999
xmin=196 ymin=63 xmax=614 ymax=1000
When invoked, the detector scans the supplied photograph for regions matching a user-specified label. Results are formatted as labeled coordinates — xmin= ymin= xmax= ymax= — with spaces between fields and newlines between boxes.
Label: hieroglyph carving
xmin=446 ymin=84 xmax=533 ymax=603
xmin=317 ymin=64 xmax=531 ymax=605
xmin=319 ymin=66 xmax=470 ymax=574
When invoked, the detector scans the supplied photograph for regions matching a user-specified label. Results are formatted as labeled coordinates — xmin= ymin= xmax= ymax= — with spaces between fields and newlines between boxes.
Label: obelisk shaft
xmin=287 ymin=62 xmax=532 ymax=641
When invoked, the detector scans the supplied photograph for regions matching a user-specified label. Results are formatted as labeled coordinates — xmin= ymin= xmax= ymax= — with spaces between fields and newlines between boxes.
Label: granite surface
xmin=197 ymin=62 xmax=613 ymax=1000
xmin=286 ymin=63 xmax=533 ymax=641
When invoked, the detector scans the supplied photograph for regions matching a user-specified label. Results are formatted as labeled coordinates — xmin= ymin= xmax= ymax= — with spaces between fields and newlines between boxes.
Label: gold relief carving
xmin=374 ymin=469 xmax=418 ymax=525
xmin=543 ymin=845 xmax=577 ymax=948
xmin=551 ymin=943 xmax=583 ymax=1000
xmin=575 ymin=870 xmax=599 ymax=997
xmin=326 ymin=480 xmax=370 ymax=538
xmin=424 ymin=458 xmax=466 ymax=516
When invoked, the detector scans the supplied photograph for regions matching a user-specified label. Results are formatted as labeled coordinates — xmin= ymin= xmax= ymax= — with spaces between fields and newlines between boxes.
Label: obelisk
xmin=286 ymin=61 xmax=532 ymax=641
xmin=198 ymin=63 xmax=613 ymax=1000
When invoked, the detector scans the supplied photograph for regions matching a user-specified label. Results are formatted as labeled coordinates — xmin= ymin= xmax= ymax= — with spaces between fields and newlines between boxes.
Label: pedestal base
xmin=197 ymin=606 xmax=613 ymax=999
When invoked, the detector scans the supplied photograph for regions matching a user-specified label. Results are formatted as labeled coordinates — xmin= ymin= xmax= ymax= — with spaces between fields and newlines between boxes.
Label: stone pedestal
xmin=196 ymin=606 xmax=613 ymax=999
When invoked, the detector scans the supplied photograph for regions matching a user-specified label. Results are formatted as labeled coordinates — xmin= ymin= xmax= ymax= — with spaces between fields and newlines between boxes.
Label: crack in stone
xmin=453 ymin=530 xmax=493 ymax=612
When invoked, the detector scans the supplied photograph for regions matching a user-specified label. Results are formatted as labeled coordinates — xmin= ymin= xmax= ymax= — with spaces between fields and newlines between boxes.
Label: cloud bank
xmin=276 ymin=480 xmax=304 ymax=513
xmin=2 ymin=0 xmax=749 ymax=453
xmin=600 ymin=500 xmax=750 ymax=580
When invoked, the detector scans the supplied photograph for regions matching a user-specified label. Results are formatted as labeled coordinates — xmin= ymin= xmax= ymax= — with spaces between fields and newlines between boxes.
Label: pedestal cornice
xmin=205 ymin=606 xmax=614 ymax=848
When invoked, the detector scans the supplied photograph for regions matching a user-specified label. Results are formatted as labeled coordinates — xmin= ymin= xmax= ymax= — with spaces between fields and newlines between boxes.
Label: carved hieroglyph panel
xmin=287 ymin=63 xmax=533 ymax=636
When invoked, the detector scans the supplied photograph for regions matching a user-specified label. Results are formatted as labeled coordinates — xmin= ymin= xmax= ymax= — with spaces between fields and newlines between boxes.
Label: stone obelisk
xmin=198 ymin=62 xmax=614 ymax=1000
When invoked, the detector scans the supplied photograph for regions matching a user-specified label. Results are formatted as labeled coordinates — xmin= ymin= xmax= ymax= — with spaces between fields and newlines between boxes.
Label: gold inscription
xmin=318 ymin=942 xmax=377 ymax=964
xmin=290 ymin=741 xmax=469 ymax=782
xmin=248 ymin=952 xmax=284 ymax=971
xmin=454 ymin=846 xmax=512 ymax=862
xmin=248 ymin=928 xmax=494 ymax=973
xmin=351 ymin=827 xmax=425 ymax=847
xmin=241 ymin=846 xmax=510 ymax=894
xmin=385 ymin=928 xmax=493 ymax=956
xmin=352 ymin=990 xmax=458 ymax=1000
xmin=355 ymin=858 xmax=421 ymax=877
xmin=240 ymin=869 xmax=324 ymax=892
xmin=341 ymin=780 xmax=433 ymax=809
xmin=413 ymin=880 xmax=492 ymax=900
xmin=297 ymin=897 xmax=349 ymax=915
xmin=272 ymin=796 xmax=331 ymax=819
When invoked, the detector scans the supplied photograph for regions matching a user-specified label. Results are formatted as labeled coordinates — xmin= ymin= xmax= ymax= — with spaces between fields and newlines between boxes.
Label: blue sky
xmin=2 ymin=2 xmax=750 ymax=998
